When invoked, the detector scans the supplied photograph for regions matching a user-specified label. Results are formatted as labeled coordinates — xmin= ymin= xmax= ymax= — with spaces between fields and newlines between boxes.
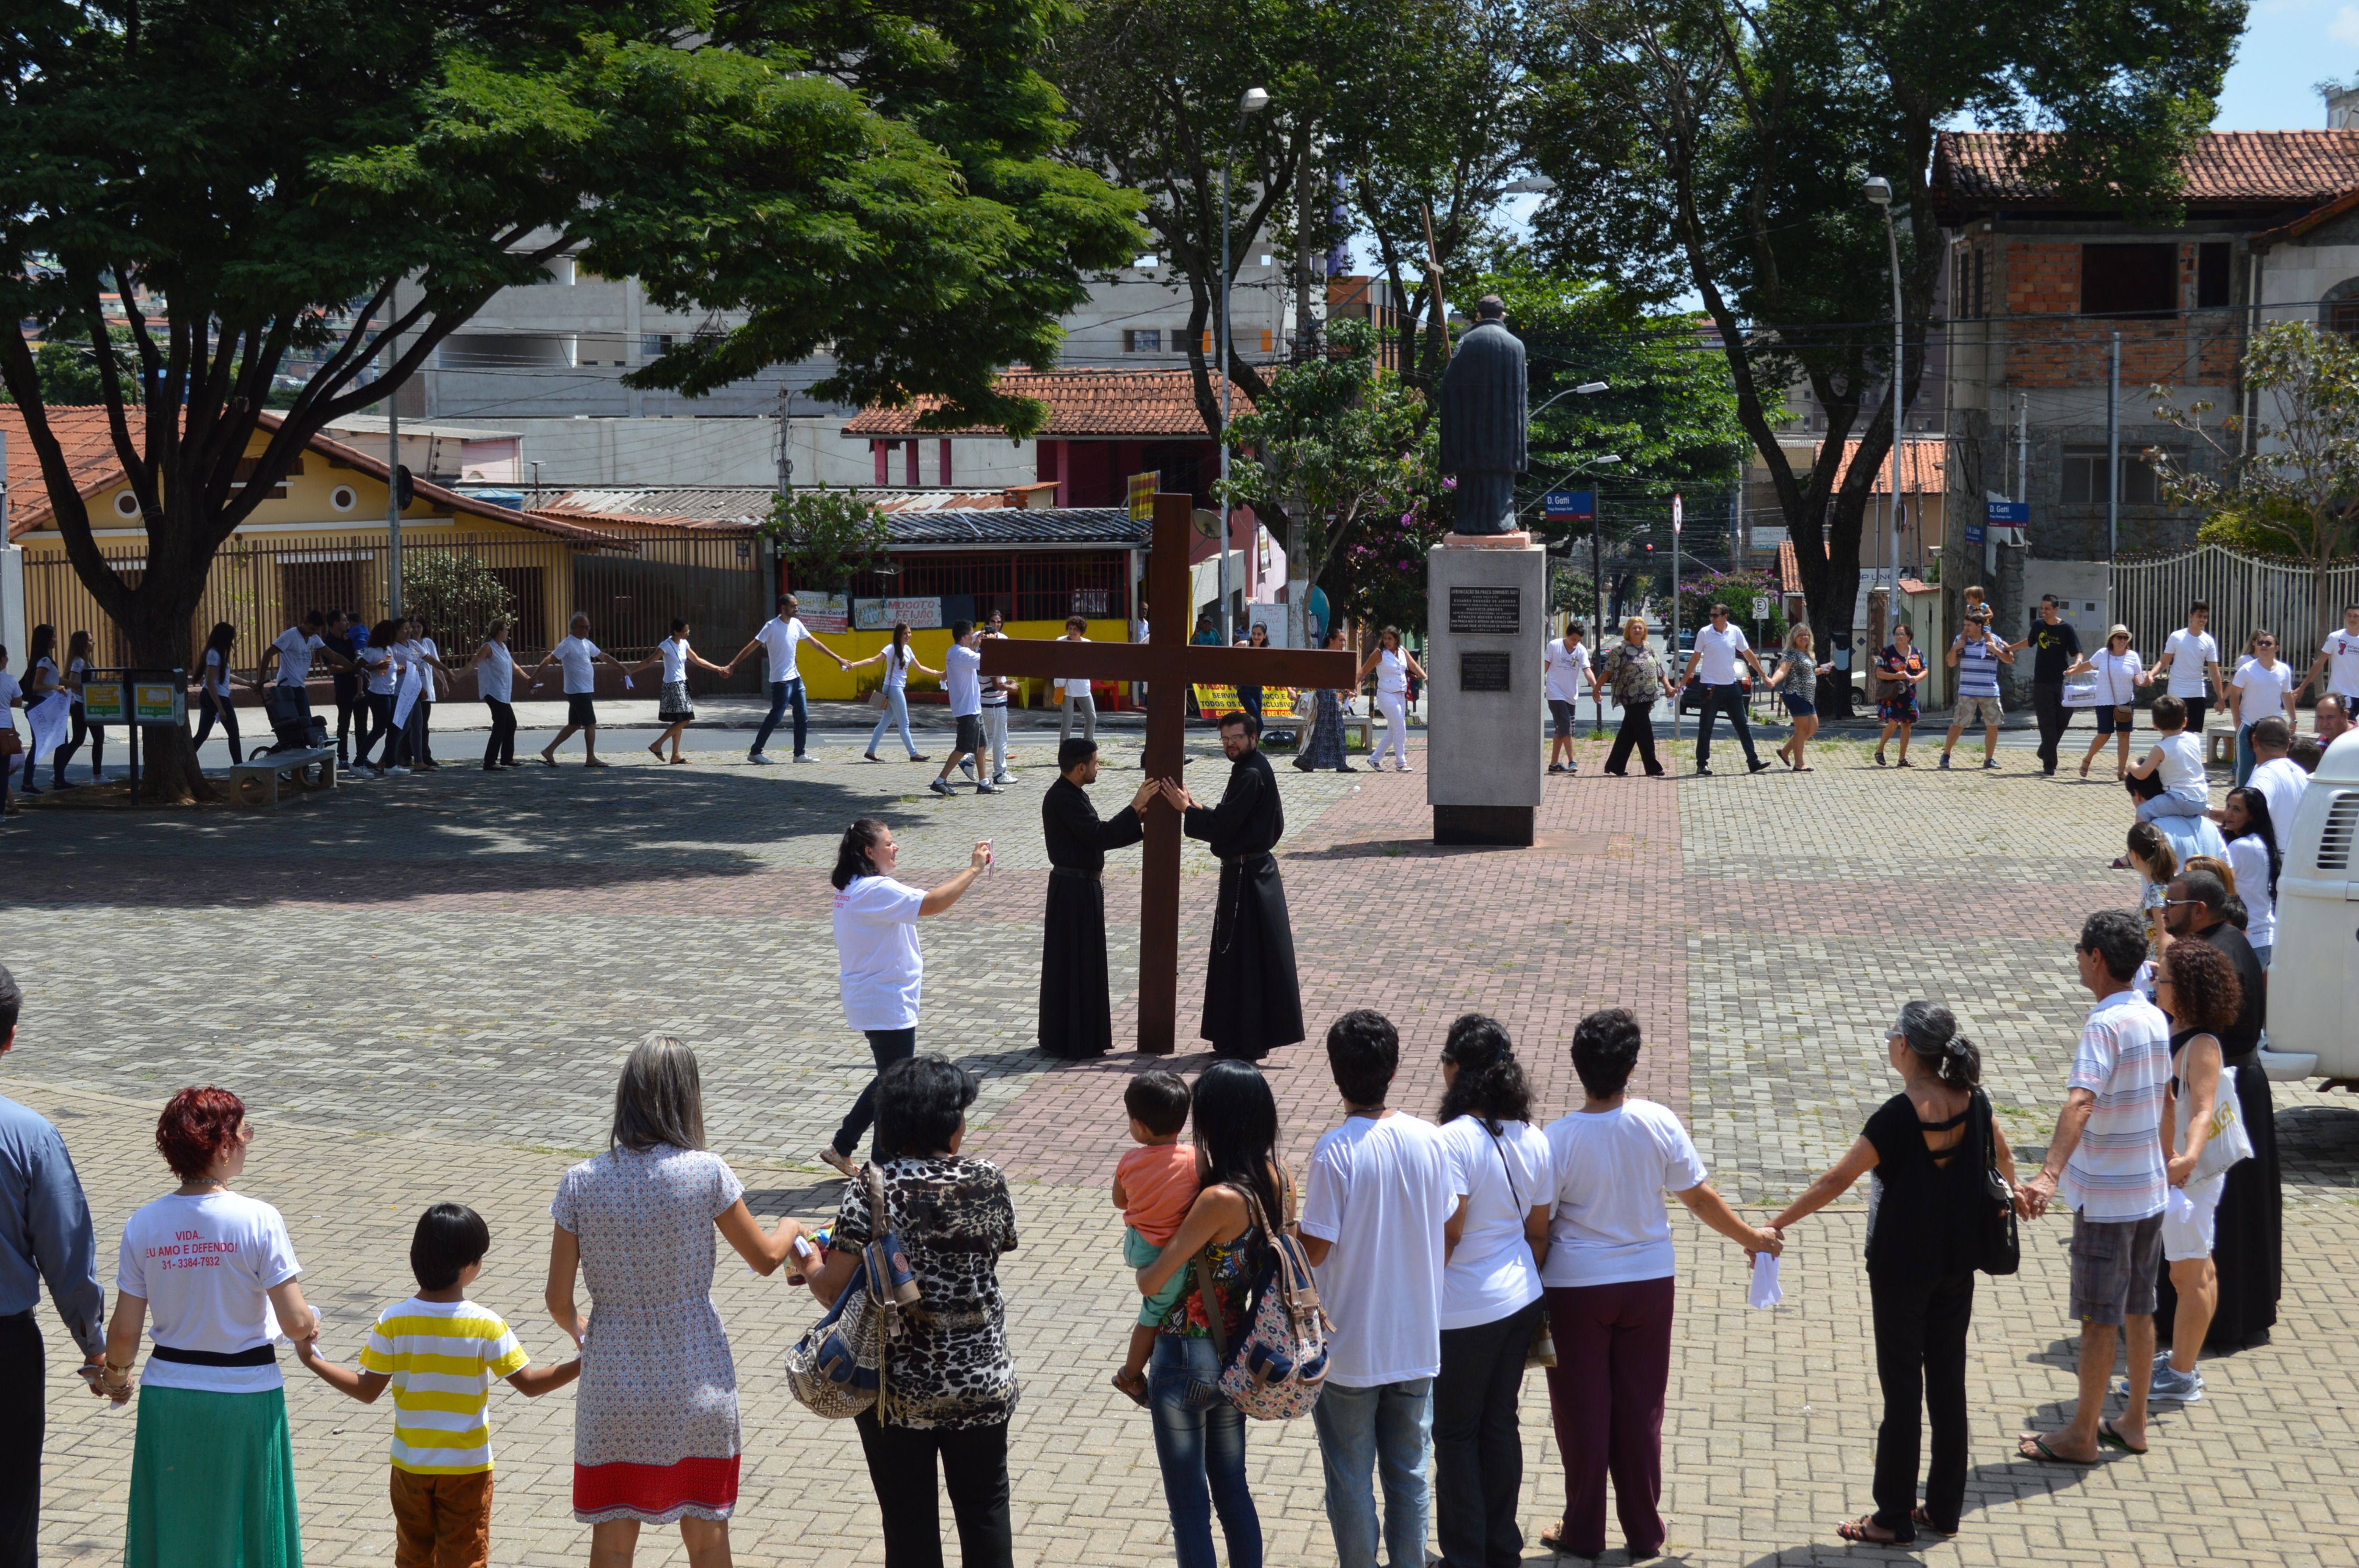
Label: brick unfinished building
xmin=1933 ymin=129 xmax=2359 ymax=639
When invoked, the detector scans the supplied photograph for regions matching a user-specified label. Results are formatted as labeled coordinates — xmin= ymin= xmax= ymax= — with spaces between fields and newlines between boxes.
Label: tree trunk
xmin=125 ymin=599 xmax=215 ymax=804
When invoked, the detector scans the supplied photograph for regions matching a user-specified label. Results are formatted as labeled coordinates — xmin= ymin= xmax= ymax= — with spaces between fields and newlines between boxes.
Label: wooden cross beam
xmin=980 ymin=492 xmax=1360 ymax=1053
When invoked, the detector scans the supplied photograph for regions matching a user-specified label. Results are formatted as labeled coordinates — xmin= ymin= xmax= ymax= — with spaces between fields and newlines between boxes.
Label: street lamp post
xmin=1865 ymin=175 xmax=1906 ymax=658
xmin=1218 ymin=86 xmax=1271 ymax=644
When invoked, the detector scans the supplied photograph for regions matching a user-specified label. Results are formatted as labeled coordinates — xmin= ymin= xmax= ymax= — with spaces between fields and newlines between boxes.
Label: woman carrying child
xmin=1134 ymin=1059 xmax=1288 ymax=1568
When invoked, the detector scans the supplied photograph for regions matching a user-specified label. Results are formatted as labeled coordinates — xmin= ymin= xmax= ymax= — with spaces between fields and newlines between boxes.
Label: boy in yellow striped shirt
xmin=296 ymin=1203 xmax=580 ymax=1567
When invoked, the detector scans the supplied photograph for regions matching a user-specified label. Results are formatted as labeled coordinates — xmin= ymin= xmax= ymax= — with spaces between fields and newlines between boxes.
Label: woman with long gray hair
xmin=1766 ymin=1003 xmax=2019 ymax=1546
xmin=545 ymin=1034 xmax=816 ymax=1565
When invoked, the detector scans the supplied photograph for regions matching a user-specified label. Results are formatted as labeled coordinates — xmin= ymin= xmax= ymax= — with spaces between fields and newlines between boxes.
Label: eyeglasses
xmin=2257 ymin=639 xmax=2277 ymax=647
xmin=2160 ymin=898 xmax=2204 ymax=907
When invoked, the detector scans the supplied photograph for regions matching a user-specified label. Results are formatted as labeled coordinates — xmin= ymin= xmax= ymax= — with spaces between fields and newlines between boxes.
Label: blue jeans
xmin=754 ymin=677 xmax=808 ymax=757
xmin=1311 ymin=1377 xmax=1434 ymax=1568
xmin=867 ymin=687 xmax=919 ymax=757
xmin=1148 ymin=1336 xmax=1259 ymax=1568
xmin=2234 ymin=721 xmax=2255 ymax=787
xmin=1692 ymin=682 xmax=1758 ymax=768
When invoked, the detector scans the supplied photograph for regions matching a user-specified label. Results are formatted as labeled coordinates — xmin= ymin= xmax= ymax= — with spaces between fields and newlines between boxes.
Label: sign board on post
xmin=799 ymin=592 xmax=850 ymax=633
xmin=134 ymin=679 xmax=182 ymax=723
xmin=1751 ymin=596 xmax=1774 ymax=622
xmin=1541 ymin=489 xmax=1596 ymax=522
xmin=1964 ymin=522 xmax=1987 ymax=546
xmin=1128 ymin=471 xmax=1160 ymax=523
xmin=81 ymin=679 xmax=130 ymax=724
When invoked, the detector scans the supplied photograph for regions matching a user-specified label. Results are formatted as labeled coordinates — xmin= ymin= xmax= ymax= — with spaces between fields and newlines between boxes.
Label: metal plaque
xmin=1448 ymin=586 xmax=1521 ymax=636
xmin=1459 ymin=651 xmax=1513 ymax=693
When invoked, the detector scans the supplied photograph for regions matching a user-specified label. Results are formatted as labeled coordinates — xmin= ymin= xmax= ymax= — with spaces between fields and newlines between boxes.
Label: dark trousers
xmin=51 ymin=710 xmax=99 ymax=783
xmin=193 ymin=689 xmax=244 ymax=765
xmin=1434 ymin=1303 xmax=1540 ymax=1568
xmin=483 ymin=700 xmax=517 ymax=767
xmin=1605 ymin=701 xmax=1661 ymax=775
xmin=0 ymin=1313 xmax=43 ymax=1568
xmin=833 ymin=1027 xmax=918 ymax=1158
xmin=1693 ymin=683 xmax=1758 ymax=768
xmin=2181 ymin=695 xmax=2211 ymax=729
xmin=358 ymin=693 xmax=397 ymax=766
xmin=854 ymin=1411 xmax=1013 ymax=1568
xmin=753 ymin=677 xmax=808 ymax=757
xmin=1543 ymin=1278 xmax=1674 ymax=1559
xmin=417 ymin=700 xmax=436 ymax=765
xmin=1868 ymin=1269 xmax=1976 ymax=1540
xmin=334 ymin=683 xmax=362 ymax=762
xmin=2032 ymin=679 xmax=2071 ymax=771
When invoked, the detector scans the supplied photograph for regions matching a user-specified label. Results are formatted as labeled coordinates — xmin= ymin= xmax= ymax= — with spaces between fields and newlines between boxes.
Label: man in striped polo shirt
xmin=1938 ymin=606 xmax=2016 ymax=770
xmin=2017 ymin=909 xmax=2171 ymax=1463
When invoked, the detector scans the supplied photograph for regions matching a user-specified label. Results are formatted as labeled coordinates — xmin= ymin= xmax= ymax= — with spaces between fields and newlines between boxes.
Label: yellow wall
xmin=797 ymin=619 xmax=1130 ymax=704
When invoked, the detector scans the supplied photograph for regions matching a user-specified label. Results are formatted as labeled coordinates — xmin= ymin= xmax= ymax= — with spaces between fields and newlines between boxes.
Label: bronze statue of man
xmin=1436 ymin=295 xmax=1528 ymax=535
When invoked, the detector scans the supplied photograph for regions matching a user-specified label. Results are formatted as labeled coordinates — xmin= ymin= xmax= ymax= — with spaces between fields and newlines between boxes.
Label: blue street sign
xmin=1985 ymin=500 xmax=2029 ymax=524
xmin=1964 ymin=522 xmax=1987 ymax=545
xmin=1543 ymin=489 xmax=1597 ymax=522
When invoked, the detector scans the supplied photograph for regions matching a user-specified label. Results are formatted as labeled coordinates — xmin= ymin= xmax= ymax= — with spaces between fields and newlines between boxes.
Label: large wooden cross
xmin=980 ymin=492 xmax=1360 ymax=1053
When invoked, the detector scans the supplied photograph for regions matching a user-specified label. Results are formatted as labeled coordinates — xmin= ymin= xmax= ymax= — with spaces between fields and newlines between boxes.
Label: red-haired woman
xmin=98 ymin=1088 xmax=320 ymax=1568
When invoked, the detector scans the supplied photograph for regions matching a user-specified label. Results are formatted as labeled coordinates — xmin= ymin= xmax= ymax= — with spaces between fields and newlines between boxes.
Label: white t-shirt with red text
xmin=116 ymin=1190 xmax=302 ymax=1392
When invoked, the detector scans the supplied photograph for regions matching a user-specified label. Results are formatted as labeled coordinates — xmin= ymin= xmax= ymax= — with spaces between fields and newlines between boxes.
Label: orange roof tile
xmin=1935 ymin=130 xmax=2359 ymax=207
xmin=843 ymin=367 xmax=1252 ymax=440
xmin=1824 ymin=439 xmax=1944 ymax=495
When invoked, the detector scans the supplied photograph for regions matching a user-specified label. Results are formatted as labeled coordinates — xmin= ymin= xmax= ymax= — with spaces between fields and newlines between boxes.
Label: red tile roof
xmin=843 ymin=367 xmax=1252 ymax=440
xmin=1936 ymin=130 xmax=2359 ymax=207
xmin=2250 ymin=186 xmax=2359 ymax=248
xmin=1825 ymin=438 xmax=1944 ymax=494
xmin=2 ymin=406 xmax=604 ymax=541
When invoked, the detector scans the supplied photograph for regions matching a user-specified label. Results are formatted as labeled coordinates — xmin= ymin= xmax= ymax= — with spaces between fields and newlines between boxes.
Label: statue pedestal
xmin=1425 ymin=538 xmax=1544 ymax=846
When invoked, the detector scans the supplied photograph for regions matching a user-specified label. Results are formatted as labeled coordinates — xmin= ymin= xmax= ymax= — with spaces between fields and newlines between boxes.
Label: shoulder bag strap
xmin=1485 ymin=1125 xmax=1526 ymax=1212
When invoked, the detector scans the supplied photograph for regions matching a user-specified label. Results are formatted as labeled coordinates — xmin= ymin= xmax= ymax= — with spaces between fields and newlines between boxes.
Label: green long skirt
xmin=126 ymin=1383 xmax=304 ymax=1568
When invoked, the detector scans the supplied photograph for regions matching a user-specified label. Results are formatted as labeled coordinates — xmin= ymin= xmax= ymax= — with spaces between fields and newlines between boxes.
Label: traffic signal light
xmin=393 ymin=465 xmax=416 ymax=509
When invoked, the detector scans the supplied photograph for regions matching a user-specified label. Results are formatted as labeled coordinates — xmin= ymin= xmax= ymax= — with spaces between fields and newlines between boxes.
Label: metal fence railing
xmin=2113 ymin=544 xmax=2358 ymax=683
xmin=22 ymin=528 xmax=771 ymax=691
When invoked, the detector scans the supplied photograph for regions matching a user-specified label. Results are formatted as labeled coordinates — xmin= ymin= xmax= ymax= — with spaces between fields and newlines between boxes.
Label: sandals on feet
xmin=1110 ymin=1369 xmax=1149 ymax=1408
xmin=818 ymin=1147 xmax=859 ymax=1180
xmin=1836 ymin=1516 xmax=1905 ymax=1544
xmin=2019 ymin=1432 xmax=2099 ymax=1465
xmin=2097 ymin=1419 xmax=2147 ymax=1455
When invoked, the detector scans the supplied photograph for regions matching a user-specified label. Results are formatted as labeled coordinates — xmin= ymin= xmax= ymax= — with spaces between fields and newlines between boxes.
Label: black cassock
xmin=1182 ymin=747 xmax=1304 ymax=1060
xmin=1038 ymin=776 xmax=1146 ymax=1058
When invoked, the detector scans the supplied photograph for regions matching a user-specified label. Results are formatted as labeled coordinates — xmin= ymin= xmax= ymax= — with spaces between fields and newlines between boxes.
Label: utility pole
xmin=1591 ymin=505 xmax=1606 ymax=734
xmin=384 ymin=312 xmax=403 ymax=619
xmin=1218 ymin=87 xmax=1272 ymax=645
xmin=777 ymin=384 xmax=795 ymax=499
xmin=2107 ymin=331 xmax=2121 ymax=621
xmin=1670 ymin=492 xmax=1684 ymax=745
xmin=1295 ymin=133 xmax=1320 ymax=358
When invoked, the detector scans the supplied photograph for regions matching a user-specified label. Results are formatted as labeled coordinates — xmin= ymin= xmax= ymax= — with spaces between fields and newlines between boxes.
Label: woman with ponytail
xmin=1767 ymin=1002 xmax=2018 ymax=1546
xmin=1432 ymin=1015 xmax=1551 ymax=1567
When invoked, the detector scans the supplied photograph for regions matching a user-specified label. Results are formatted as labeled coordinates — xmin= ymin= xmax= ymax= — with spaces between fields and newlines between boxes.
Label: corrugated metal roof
xmin=553 ymin=487 xmax=777 ymax=523
xmin=886 ymin=508 xmax=1148 ymax=546
xmin=844 ymin=367 xmax=1250 ymax=439
xmin=1936 ymin=130 xmax=2359 ymax=207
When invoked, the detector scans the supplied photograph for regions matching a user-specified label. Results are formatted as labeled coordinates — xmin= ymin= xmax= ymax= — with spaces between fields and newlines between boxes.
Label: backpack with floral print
xmin=1192 ymin=1180 xmax=1331 ymax=1420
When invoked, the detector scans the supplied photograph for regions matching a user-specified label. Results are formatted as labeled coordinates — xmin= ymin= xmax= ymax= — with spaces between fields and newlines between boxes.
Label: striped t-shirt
xmin=357 ymin=1296 xmax=530 ymax=1474
xmin=2060 ymin=989 xmax=2170 ymax=1222
xmin=1955 ymin=636 xmax=2003 ymax=699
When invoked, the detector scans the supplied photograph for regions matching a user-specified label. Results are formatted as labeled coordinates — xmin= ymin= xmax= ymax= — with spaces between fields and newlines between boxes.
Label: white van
xmin=2266 ymin=729 xmax=2359 ymax=1083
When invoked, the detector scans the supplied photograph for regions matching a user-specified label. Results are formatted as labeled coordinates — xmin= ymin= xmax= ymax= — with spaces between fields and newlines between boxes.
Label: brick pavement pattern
xmin=7 ymin=730 xmax=2358 ymax=1563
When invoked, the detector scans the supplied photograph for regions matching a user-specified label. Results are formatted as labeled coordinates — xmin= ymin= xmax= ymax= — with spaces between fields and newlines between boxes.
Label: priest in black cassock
xmin=1038 ymin=737 xmax=1160 ymax=1057
xmin=1163 ymin=711 xmax=1304 ymax=1060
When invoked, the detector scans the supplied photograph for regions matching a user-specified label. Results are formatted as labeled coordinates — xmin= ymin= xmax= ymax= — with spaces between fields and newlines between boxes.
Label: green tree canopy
xmin=765 ymin=489 xmax=893 ymax=594
xmin=2 ymin=0 xmax=1139 ymax=797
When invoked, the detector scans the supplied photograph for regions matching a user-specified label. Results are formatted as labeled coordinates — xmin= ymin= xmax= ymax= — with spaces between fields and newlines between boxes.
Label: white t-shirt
xmin=2319 ymin=627 xmax=2359 ymax=700
xmin=28 ymin=655 xmax=60 ymax=699
xmin=202 ymin=648 xmax=233 ymax=699
xmin=2087 ymin=649 xmax=2143 ymax=707
xmin=2155 ymin=730 xmax=2204 ymax=791
xmin=1300 ymin=1112 xmax=1456 ymax=1387
xmin=418 ymin=637 xmax=441 ymax=701
xmin=478 ymin=643 xmax=514 ymax=705
xmin=1438 ymin=1116 xmax=1551 ymax=1330
xmin=883 ymin=643 xmax=912 ymax=691
xmin=1375 ymin=648 xmax=1409 ymax=696
xmin=0 ymin=671 xmax=20 ymax=735
xmin=1544 ymin=640 xmax=1591 ymax=704
xmin=944 ymin=643 xmax=983 ymax=717
xmin=67 ymin=656 xmax=88 ymax=707
xmin=115 ymin=1191 xmax=302 ymax=1393
xmin=2249 ymin=756 xmax=2307 ymax=845
xmin=1539 ymin=1099 xmax=1709 ymax=1289
xmin=833 ymin=875 xmax=926 ymax=1030
xmin=659 ymin=637 xmax=691 ymax=684
xmin=272 ymin=627 xmax=323 ymax=686
xmin=556 ymin=636 xmax=603 ymax=696
xmin=1692 ymin=623 xmax=1750 ymax=685
xmin=2231 ymin=657 xmax=2292 ymax=727
xmin=757 ymin=617 xmax=810 ymax=684
xmin=2225 ymin=833 xmax=2276 ymax=950
xmin=362 ymin=645 xmax=396 ymax=697
xmin=2160 ymin=628 xmax=2218 ymax=699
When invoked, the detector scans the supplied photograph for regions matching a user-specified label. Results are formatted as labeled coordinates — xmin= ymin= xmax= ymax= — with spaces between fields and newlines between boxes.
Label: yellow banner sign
xmin=1192 ymin=685 xmax=1301 ymax=716
xmin=1128 ymin=470 xmax=1160 ymax=522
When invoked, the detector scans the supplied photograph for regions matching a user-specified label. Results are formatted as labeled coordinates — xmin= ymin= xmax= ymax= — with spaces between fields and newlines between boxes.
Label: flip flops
xmin=2018 ymin=1433 xmax=2099 ymax=1465
xmin=2097 ymin=1419 xmax=2148 ymax=1455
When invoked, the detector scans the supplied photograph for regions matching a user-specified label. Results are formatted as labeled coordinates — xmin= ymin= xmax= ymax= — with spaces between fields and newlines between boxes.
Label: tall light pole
xmin=1865 ymin=175 xmax=1906 ymax=653
xmin=1218 ymin=86 xmax=1270 ymax=644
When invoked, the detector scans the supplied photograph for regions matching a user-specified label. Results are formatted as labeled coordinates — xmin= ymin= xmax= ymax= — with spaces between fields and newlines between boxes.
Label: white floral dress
xmin=551 ymin=1144 xmax=745 ymax=1523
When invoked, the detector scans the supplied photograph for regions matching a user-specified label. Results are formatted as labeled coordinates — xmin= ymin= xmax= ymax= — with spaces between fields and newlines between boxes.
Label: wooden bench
xmin=229 ymin=747 xmax=337 ymax=809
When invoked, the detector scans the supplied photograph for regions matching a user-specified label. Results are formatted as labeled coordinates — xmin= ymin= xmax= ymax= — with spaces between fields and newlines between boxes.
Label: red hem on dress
xmin=573 ymin=1455 xmax=740 ymax=1521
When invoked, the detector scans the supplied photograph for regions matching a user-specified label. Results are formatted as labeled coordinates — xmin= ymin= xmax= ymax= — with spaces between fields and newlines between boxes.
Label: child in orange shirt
xmin=1110 ymin=1071 xmax=1198 ymax=1405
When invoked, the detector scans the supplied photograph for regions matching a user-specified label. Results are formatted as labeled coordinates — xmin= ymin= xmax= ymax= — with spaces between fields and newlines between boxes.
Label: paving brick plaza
xmin=6 ymin=720 xmax=2357 ymax=1565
